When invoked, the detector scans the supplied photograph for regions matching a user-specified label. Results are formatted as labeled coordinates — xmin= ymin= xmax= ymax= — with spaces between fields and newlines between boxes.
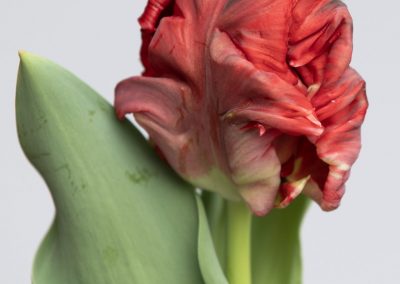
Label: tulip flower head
xmin=115 ymin=0 xmax=368 ymax=216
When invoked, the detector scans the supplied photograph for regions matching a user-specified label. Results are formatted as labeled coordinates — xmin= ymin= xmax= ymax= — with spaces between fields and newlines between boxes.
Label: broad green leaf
xmin=251 ymin=196 xmax=309 ymax=284
xmin=16 ymin=52 xmax=205 ymax=284
xmin=196 ymin=196 xmax=228 ymax=284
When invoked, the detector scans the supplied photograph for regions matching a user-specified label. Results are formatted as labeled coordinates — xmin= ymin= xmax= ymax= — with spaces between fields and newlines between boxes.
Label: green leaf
xmin=251 ymin=196 xmax=309 ymax=284
xmin=16 ymin=52 xmax=205 ymax=284
xmin=201 ymin=192 xmax=228 ymax=272
xmin=196 ymin=196 xmax=228 ymax=284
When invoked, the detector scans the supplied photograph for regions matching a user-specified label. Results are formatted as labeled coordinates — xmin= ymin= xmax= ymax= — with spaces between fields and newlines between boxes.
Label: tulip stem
xmin=226 ymin=201 xmax=252 ymax=284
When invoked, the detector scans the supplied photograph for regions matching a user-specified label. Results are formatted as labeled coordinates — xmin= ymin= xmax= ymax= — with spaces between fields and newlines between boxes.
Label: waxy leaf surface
xmin=16 ymin=53 xmax=225 ymax=284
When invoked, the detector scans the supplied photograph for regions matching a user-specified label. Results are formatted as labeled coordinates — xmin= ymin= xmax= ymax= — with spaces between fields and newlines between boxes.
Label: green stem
xmin=226 ymin=201 xmax=252 ymax=284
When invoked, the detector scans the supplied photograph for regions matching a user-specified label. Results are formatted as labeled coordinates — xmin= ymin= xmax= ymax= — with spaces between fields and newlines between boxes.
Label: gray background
xmin=1 ymin=0 xmax=398 ymax=283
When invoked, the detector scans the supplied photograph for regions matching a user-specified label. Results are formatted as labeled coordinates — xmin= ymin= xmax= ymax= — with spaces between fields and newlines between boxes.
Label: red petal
xmin=115 ymin=0 xmax=367 ymax=215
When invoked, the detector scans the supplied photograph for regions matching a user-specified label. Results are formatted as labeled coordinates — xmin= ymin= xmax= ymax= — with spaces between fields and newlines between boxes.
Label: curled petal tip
xmin=289 ymin=60 xmax=300 ymax=68
xmin=240 ymin=122 xmax=267 ymax=136
xmin=320 ymin=201 xmax=340 ymax=212
xmin=258 ymin=125 xmax=266 ymax=136
xmin=307 ymin=84 xmax=321 ymax=99
xmin=276 ymin=175 xmax=310 ymax=208
xmin=238 ymin=183 xmax=278 ymax=217
xmin=248 ymin=201 xmax=274 ymax=217
xmin=252 ymin=208 xmax=271 ymax=217
xmin=306 ymin=113 xmax=322 ymax=128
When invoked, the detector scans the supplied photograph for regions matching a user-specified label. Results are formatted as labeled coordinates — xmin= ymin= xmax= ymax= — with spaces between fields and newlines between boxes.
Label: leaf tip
xmin=18 ymin=49 xmax=27 ymax=59
xmin=17 ymin=50 xmax=46 ymax=71
xmin=18 ymin=49 xmax=34 ymax=63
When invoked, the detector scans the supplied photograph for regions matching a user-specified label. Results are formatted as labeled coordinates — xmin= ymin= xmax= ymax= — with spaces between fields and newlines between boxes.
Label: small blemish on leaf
xmin=125 ymin=168 xmax=156 ymax=184
xmin=102 ymin=246 xmax=119 ymax=266
xmin=88 ymin=110 xmax=96 ymax=123
xmin=99 ymin=105 xmax=109 ymax=113
xmin=28 ymin=152 xmax=51 ymax=160
xmin=27 ymin=111 xmax=48 ymax=133
xmin=55 ymin=163 xmax=72 ymax=179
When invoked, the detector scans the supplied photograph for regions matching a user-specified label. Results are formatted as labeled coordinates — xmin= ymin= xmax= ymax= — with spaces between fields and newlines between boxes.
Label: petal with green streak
xmin=16 ymin=52 xmax=207 ymax=284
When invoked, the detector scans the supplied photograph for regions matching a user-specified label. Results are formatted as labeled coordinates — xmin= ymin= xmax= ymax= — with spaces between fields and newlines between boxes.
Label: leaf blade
xmin=196 ymin=196 xmax=228 ymax=284
xmin=16 ymin=52 xmax=204 ymax=284
xmin=251 ymin=196 xmax=309 ymax=284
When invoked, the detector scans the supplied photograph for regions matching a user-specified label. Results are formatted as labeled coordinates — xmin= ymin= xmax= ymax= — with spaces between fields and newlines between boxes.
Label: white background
xmin=1 ymin=0 xmax=399 ymax=283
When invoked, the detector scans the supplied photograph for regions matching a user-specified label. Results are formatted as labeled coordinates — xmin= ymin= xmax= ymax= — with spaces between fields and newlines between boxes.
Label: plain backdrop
xmin=1 ymin=0 xmax=399 ymax=283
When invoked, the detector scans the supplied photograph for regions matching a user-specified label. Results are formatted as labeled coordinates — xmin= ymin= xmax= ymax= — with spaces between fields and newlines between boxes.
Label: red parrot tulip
xmin=115 ymin=0 xmax=368 ymax=216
